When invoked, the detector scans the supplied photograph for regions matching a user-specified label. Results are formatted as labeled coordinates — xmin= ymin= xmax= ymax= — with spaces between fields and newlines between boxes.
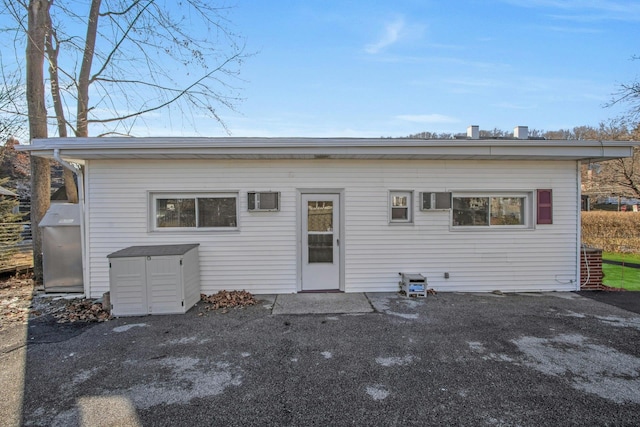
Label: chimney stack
xmin=514 ymin=126 xmax=528 ymax=140
xmin=467 ymin=125 xmax=479 ymax=140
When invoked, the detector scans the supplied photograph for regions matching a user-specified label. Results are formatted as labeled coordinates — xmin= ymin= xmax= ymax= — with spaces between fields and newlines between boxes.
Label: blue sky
xmin=160 ymin=0 xmax=636 ymax=138
xmin=2 ymin=1 xmax=637 ymax=139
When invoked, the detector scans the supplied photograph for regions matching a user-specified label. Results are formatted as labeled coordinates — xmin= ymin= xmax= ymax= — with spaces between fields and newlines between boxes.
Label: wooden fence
xmin=0 ymin=221 xmax=33 ymax=274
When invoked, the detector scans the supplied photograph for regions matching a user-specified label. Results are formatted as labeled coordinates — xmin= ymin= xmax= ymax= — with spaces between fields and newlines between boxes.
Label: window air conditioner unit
xmin=420 ymin=192 xmax=452 ymax=210
xmin=248 ymin=192 xmax=280 ymax=211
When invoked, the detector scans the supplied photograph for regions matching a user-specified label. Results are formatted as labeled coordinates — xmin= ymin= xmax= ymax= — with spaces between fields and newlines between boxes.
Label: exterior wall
xmin=579 ymin=248 xmax=606 ymax=290
xmin=84 ymin=159 xmax=579 ymax=298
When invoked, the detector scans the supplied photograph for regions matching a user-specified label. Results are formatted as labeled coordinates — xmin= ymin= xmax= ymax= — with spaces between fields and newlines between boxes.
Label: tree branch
xmin=87 ymin=50 xmax=243 ymax=125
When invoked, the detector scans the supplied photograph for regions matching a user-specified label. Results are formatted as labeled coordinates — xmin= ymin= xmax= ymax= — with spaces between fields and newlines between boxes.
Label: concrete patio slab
xmin=271 ymin=292 xmax=374 ymax=315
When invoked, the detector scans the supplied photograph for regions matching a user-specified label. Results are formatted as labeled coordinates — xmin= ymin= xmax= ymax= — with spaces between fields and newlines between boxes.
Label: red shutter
xmin=537 ymin=189 xmax=552 ymax=224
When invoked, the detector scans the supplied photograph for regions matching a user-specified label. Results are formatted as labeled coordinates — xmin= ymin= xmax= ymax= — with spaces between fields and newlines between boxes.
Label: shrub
xmin=581 ymin=211 xmax=640 ymax=252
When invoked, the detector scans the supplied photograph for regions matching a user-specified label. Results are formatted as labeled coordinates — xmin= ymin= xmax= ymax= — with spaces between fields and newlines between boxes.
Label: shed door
xmin=146 ymin=256 xmax=183 ymax=314
xmin=301 ymin=194 xmax=340 ymax=291
xmin=110 ymin=257 xmax=148 ymax=316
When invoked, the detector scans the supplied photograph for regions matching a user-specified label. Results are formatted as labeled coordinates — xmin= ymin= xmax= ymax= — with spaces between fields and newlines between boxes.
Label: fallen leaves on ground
xmin=52 ymin=299 xmax=111 ymax=323
xmin=0 ymin=272 xmax=111 ymax=327
xmin=0 ymin=272 xmax=34 ymax=329
xmin=200 ymin=290 xmax=257 ymax=313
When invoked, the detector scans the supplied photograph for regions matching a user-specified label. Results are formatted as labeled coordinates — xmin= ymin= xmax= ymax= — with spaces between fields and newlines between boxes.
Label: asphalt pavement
xmin=2 ymin=291 xmax=640 ymax=426
xmin=578 ymin=289 xmax=640 ymax=314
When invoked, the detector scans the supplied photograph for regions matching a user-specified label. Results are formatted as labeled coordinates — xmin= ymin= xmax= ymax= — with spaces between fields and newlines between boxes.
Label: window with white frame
xmin=452 ymin=193 xmax=531 ymax=228
xmin=390 ymin=191 xmax=413 ymax=223
xmin=152 ymin=193 xmax=238 ymax=230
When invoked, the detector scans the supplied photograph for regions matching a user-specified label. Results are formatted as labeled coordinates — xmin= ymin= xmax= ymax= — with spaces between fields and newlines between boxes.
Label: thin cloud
xmin=396 ymin=114 xmax=460 ymax=124
xmin=365 ymin=18 xmax=406 ymax=54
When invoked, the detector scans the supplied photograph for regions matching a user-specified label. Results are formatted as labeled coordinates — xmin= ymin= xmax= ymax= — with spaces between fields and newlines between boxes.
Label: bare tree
xmin=608 ymin=56 xmax=640 ymax=120
xmin=6 ymin=0 xmax=248 ymax=137
xmin=44 ymin=1 xmax=77 ymax=202
xmin=0 ymin=69 xmax=27 ymax=142
xmin=543 ymin=129 xmax=573 ymax=140
xmin=589 ymin=55 xmax=640 ymax=201
xmin=597 ymin=124 xmax=640 ymax=199
xmin=25 ymin=0 xmax=50 ymax=283
xmin=3 ymin=0 xmax=250 ymax=282
xmin=577 ymin=118 xmax=640 ymax=200
xmin=479 ymin=128 xmax=508 ymax=138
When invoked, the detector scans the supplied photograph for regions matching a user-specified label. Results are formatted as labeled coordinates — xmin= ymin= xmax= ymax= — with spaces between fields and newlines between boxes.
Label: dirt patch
xmin=0 ymin=272 xmax=35 ymax=330
xmin=0 ymin=273 xmax=110 ymax=331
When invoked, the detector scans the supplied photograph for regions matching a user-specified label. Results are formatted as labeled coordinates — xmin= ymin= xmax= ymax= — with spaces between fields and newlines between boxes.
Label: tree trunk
xmin=45 ymin=13 xmax=79 ymax=203
xmin=26 ymin=0 xmax=51 ymax=283
xmin=29 ymin=156 xmax=50 ymax=283
xmin=76 ymin=0 xmax=101 ymax=138
xmin=63 ymin=168 xmax=78 ymax=203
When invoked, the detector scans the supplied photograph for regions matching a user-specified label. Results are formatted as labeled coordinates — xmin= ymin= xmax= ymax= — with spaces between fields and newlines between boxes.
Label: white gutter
xmin=54 ymin=149 xmax=89 ymax=297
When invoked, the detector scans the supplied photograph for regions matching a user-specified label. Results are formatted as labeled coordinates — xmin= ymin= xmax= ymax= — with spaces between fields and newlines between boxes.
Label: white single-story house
xmin=21 ymin=126 xmax=636 ymax=299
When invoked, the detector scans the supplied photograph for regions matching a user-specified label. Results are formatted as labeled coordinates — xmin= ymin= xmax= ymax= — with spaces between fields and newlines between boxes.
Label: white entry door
xmin=301 ymin=194 xmax=340 ymax=291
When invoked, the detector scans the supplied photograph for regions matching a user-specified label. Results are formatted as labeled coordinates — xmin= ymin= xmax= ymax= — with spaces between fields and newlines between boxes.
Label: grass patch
xmin=602 ymin=263 xmax=640 ymax=291
xmin=603 ymin=252 xmax=640 ymax=264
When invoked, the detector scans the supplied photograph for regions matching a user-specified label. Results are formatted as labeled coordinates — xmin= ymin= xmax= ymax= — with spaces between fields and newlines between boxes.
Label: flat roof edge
xmin=17 ymin=137 xmax=637 ymax=162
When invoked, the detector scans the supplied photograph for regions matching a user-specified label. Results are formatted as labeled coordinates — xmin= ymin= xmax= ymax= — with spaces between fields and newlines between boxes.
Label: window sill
xmin=449 ymin=226 xmax=534 ymax=232
xmin=150 ymin=227 xmax=240 ymax=233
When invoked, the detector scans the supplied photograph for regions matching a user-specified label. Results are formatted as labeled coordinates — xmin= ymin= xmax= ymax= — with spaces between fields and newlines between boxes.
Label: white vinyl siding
xmin=84 ymin=159 xmax=579 ymax=297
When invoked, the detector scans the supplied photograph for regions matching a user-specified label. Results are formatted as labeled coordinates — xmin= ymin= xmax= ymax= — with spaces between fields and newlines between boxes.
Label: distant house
xmin=20 ymin=126 xmax=636 ymax=298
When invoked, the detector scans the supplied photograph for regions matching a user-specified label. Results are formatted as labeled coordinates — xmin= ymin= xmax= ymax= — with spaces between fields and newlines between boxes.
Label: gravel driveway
xmin=2 ymin=291 xmax=640 ymax=426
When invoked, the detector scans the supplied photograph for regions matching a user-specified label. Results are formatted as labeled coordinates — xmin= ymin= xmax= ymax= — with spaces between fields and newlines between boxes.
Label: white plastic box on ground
xmin=107 ymin=243 xmax=200 ymax=316
xmin=399 ymin=273 xmax=427 ymax=298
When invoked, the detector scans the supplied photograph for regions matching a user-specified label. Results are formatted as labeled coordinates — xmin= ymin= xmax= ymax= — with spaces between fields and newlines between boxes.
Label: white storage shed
xmin=107 ymin=244 xmax=200 ymax=316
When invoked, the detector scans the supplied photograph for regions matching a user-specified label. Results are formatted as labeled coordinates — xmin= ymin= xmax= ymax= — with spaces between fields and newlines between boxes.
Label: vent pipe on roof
xmin=467 ymin=125 xmax=479 ymax=140
xmin=514 ymin=126 xmax=528 ymax=140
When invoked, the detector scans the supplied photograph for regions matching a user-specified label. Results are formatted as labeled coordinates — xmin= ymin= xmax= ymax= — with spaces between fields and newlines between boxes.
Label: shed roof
xmin=18 ymin=137 xmax=637 ymax=163
xmin=107 ymin=243 xmax=200 ymax=258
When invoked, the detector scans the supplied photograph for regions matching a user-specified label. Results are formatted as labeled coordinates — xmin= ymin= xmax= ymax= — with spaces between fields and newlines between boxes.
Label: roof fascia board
xmin=17 ymin=137 xmax=636 ymax=162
